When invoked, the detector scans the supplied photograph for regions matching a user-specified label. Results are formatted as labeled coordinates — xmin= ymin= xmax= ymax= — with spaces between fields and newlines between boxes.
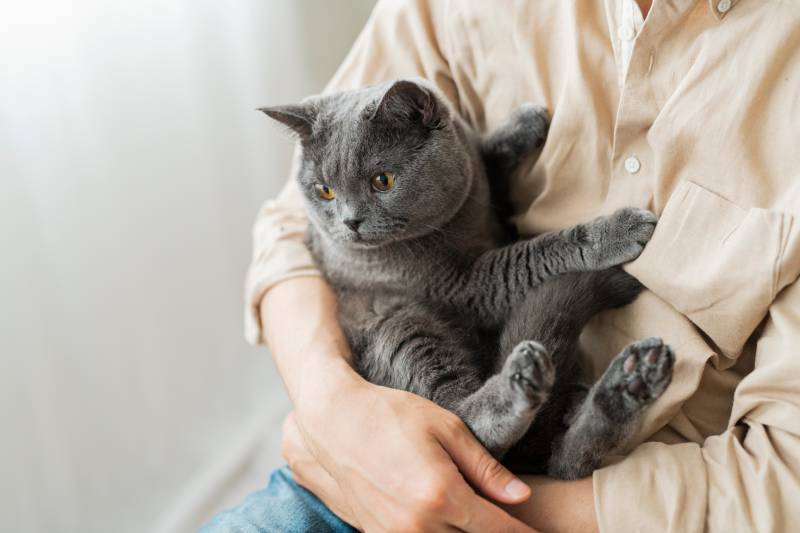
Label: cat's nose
xmin=343 ymin=218 xmax=364 ymax=232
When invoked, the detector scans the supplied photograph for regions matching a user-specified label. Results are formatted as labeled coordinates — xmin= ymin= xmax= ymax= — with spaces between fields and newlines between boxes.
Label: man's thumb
xmin=442 ymin=423 xmax=531 ymax=504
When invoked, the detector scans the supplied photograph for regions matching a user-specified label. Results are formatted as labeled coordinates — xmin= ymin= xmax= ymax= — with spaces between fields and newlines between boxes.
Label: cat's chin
xmin=333 ymin=232 xmax=411 ymax=249
xmin=339 ymin=227 xmax=442 ymax=249
xmin=340 ymin=235 xmax=390 ymax=249
xmin=321 ymin=230 xmax=383 ymax=248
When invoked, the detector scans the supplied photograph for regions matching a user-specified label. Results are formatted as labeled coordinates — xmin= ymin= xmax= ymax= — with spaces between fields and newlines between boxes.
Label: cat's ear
xmin=370 ymin=80 xmax=448 ymax=129
xmin=258 ymin=103 xmax=316 ymax=140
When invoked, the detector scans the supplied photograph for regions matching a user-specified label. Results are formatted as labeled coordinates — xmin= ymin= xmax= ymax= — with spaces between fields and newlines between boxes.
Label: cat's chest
xmin=306 ymin=216 xmax=501 ymax=296
xmin=317 ymin=242 xmax=449 ymax=292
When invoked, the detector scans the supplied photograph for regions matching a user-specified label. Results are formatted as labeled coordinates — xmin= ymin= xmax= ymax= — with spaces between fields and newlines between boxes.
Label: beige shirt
xmin=245 ymin=1 xmax=800 ymax=530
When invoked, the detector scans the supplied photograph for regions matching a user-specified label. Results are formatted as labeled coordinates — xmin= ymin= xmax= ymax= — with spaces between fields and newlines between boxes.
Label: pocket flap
xmin=627 ymin=181 xmax=795 ymax=361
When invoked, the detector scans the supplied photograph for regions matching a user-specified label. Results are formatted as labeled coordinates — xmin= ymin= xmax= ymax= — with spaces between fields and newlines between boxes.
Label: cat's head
xmin=260 ymin=79 xmax=473 ymax=247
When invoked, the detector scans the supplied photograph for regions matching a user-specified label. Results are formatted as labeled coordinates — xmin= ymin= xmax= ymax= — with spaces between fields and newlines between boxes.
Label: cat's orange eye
xmin=315 ymin=183 xmax=336 ymax=200
xmin=371 ymin=171 xmax=395 ymax=192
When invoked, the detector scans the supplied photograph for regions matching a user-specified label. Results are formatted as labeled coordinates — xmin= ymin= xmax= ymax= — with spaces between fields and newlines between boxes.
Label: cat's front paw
xmin=509 ymin=103 xmax=550 ymax=150
xmin=582 ymin=207 xmax=657 ymax=268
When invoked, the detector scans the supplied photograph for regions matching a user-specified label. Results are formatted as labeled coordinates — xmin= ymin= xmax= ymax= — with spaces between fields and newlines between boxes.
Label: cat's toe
xmin=613 ymin=207 xmax=657 ymax=246
xmin=583 ymin=208 xmax=658 ymax=268
xmin=592 ymin=338 xmax=674 ymax=424
xmin=510 ymin=103 xmax=550 ymax=148
xmin=506 ymin=340 xmax=554 ymax=408
xmin=618 ymin=337 xmax=673 ymax=406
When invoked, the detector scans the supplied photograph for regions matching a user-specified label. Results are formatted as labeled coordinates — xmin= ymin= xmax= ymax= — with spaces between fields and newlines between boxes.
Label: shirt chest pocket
xmin=627 ymin=181 xmax=799 ymax=362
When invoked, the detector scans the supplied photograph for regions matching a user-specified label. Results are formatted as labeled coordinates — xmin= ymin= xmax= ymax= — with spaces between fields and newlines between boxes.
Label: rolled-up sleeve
xmin=244 ymin=162 xmax=319 ymax=344
xmin=594 ymin=277 xmax=800 ymax=532
xmin=244 ymin=0 xmax=459 ymax=343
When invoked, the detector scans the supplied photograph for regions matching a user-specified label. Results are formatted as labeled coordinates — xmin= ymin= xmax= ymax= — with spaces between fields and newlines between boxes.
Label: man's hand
xmin=281 ymin=412 xmax=359 ymax=526
xmin=263 ymin=277 xmax=536 ymax=532
xmin=285 ymin=378 xmax=538 ymax=533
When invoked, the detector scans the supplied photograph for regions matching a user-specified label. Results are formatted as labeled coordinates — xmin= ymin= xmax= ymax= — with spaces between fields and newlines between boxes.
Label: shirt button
xmin=619 ymin=25 xmax=635 ymax=41
xmin=717 ymin=0 xmax=732 ymax=13
xmin=624 ymin=156 xmax=641 ymax=174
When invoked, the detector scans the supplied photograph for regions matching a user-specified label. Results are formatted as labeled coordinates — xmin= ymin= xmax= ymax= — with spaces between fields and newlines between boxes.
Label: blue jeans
xmin=199 ymin=466 xmax=355 ymax=533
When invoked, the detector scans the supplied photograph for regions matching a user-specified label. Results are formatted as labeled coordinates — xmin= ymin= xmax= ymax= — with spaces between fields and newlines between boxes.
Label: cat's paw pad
xmin=505 ymin=340 xmax=555 ymax=408
xmin=615 ymin=337 xmax=673 ymax=407
xmin=586 ymin=207 xmax=657 ymax=267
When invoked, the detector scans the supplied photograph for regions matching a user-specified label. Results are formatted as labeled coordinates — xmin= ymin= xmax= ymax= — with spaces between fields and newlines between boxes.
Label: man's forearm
xmin=506 ymin=476 xmax=598 ymax=533
xmin=260 ymin=276 xmax=362 ymax=411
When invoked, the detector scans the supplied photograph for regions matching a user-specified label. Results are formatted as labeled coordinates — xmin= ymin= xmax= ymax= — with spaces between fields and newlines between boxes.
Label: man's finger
xmin=291 ymin=452 xmax=358 ymax=526
xmin=438 ymin=419 xmax=531 ymax=504
xmin=280 ymin=411 xmax=304 ymax=464
xmin=282 ymin=412 xmax=360 ymax=528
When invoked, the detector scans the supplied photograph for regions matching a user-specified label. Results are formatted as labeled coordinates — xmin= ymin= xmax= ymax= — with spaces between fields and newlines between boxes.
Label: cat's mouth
xmin=344 ymin=233 xmax=383 ymax=246
xmin=334 ymin=222 xmax=439 ymax=248
xmin=336 ymin=230 xmax=393 ymax=248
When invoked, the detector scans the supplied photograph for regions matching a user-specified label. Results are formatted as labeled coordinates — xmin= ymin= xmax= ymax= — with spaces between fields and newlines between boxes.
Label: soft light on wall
xmin=0 ymin=1 xmax=374 ymax=532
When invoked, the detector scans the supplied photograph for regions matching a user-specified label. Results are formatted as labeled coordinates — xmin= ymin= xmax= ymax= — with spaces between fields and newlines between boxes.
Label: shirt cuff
xmin=243 ymin=196 xmax=321 ymax=345
xmin=243 ymin=243 xmax=321 ymax=345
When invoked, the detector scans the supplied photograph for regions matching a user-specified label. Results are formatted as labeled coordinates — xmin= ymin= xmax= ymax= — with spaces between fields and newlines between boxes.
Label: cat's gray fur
xmin=261 ymin=79 xmax=673 ymax=478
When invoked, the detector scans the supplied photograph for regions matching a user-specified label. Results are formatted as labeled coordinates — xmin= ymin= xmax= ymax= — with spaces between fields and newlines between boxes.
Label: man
xmin=203 ymin=0 xmax=800 ymax=531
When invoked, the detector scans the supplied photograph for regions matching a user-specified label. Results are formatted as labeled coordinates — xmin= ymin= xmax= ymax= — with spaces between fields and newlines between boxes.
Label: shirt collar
xmin=707 ymin=0 xmax=739 ymax=20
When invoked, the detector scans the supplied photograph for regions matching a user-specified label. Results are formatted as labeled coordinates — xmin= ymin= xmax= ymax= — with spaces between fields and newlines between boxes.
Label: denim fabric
xmin=199 ymin=466 xmax=355 ymax=533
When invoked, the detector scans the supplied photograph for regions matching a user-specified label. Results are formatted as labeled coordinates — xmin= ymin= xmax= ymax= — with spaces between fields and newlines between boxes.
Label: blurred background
xmin=0 ymin=1 xmax=374 ymax=531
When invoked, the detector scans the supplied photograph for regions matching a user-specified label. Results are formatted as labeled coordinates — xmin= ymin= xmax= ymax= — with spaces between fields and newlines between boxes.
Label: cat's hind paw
xmin=504 ymin=340 xmax=555 ymax=410
xmin=599 ymin=337 xmax=674 ymax=420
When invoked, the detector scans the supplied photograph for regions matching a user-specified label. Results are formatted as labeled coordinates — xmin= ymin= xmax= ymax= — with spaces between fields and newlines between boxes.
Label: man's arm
xmin=263 ymin=276 xmax=536 ymax=532
xmin=584 ymin=278 xmax=800 ymax=532
xmin=259 ymin=276 xmax=354 ymax=409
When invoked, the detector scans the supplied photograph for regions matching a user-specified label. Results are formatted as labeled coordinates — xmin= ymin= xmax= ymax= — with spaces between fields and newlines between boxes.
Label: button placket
xmin=619 ymin=25 xmax=635 ymax=41
xmin=606 ymin=1 xmax=670 ymax=206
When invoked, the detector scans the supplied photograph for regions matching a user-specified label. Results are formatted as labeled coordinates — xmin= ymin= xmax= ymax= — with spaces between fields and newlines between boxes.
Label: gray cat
xmin=261 ymin=79 xmax=673 ymax=478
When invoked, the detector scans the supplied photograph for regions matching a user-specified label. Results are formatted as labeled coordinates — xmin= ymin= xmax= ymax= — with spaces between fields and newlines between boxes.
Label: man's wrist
xmin=293 ymin=353 xmax=364 ymax=419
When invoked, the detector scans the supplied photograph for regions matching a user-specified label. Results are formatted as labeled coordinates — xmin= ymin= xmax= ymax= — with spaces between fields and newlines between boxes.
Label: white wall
xmin=0 ymin=1 xmax=374 ymax=532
